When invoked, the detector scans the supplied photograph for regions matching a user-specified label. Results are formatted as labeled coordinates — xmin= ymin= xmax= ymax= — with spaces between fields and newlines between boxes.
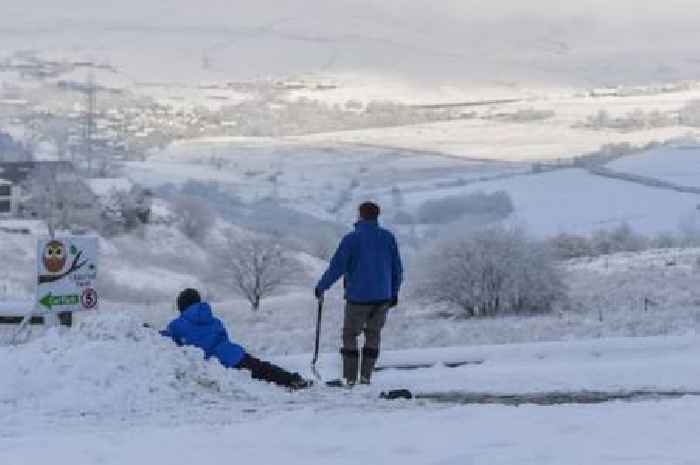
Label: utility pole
xmin=84 ymin=72 xmax=96 ymax=176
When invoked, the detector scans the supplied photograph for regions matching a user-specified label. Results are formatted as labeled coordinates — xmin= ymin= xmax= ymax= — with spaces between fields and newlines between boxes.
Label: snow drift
xmin=0 ymin=314 xmax=272 ymax=421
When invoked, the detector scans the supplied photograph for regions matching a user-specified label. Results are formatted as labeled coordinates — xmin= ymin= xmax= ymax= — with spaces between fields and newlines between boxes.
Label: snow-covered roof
xmin=0 ymin=161 xmax=74 ymax=184
xmin=0 ymin=219 xmax=47 ymax=236
xmin=86 ymin=178 xmax=133 ymax=197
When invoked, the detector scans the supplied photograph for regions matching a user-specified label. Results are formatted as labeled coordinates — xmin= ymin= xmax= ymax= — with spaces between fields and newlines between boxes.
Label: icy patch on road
xmin=416 ymin=390 xmax=700 ymax=406
xmin=0 ymin=313 xmax=267 ymax=423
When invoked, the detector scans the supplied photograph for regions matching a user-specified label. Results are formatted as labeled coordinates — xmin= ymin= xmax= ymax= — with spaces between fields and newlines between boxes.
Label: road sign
xmin=36 ymin=236 xmax=98 ymax=313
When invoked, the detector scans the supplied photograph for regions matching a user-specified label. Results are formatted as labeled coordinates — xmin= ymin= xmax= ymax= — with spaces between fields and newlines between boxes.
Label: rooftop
xmin=0 ymin=161 xmax=75 ymax=185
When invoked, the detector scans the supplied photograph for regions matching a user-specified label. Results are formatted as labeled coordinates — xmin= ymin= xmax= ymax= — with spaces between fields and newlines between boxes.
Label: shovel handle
xmin=311 ymin=297 xmax=323 ymax=366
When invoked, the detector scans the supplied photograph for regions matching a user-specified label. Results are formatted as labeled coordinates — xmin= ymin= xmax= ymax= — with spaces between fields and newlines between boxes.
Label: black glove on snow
xmin=314 ymin=288 xmax=324 ymax=299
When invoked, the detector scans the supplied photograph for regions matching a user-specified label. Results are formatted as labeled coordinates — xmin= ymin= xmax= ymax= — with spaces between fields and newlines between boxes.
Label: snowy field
xmin=293 ymin=109 xmax=700 ymax=162
xmin=399 ymin=167 xmax=700 ymax=236
xmin=609 ymin=145 xmax=700 ymax=188
xmin=120 ymin=137 xmax=700 ymax=237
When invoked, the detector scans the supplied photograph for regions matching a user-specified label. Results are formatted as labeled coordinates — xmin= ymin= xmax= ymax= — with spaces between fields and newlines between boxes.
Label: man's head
xmin=177 ymin=288 xmax=201 ymax=313
xmin=358 ymin=201 xmax=380 ymax=221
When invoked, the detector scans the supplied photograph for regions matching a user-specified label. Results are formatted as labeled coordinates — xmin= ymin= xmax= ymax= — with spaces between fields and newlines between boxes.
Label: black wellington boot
xmin=341 ymin=348 xmax=359 ymax=385
xmin=360 ymin=347 xmax=379 ymax=384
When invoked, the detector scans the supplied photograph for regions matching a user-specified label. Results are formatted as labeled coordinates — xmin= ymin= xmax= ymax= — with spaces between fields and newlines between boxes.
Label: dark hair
xmin=177 ymin=288 xmax=201 ymax=313
xmin=358 ymin=201 xmax=380 ymax=221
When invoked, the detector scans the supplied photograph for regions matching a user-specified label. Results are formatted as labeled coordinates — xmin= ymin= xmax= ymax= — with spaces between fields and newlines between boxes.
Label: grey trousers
xmin=343 ymin=302 xmax=390 ymax=353
xmin=342 ymin=301 xmax=390 ymax=382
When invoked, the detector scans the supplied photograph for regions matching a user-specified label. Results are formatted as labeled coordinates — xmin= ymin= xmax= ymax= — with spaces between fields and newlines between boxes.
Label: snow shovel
xmin=311 ymin=296 xmax=324 ymax=381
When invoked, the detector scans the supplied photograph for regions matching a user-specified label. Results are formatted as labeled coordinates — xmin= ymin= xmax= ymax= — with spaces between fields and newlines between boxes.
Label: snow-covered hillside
xmin=119 ymin=138 xmax=700 ymax=237
xmin=4 ymin=226 xmax=700 ymax=356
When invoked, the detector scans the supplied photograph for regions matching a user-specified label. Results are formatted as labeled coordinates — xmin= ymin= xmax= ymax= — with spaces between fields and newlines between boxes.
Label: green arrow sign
xmin=39 ymin=293 xmax=80 ymax=310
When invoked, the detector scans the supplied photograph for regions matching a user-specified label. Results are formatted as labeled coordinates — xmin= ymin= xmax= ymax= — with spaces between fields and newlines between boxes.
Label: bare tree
xmin=172 ymin=195 xmax=215 ymax=243
xmin=101 ymin=188 xmax=152 ymax=236
xmin=41 ymin=118 xmax=74 ymax=162
xmin=591 ymin=224 xmax=647 ymax=256
xmin=92 ymin=146 xmax=117 ymax=178
xmin=549 ymin=233 xmax=595 ymax=260
xmin=391 ymin=185 xmax=404 ymax=209
xmin=0 ymin=131 xmax=32 ymax=161
xmin=218 ymin=234 xmax=304 ymax=311
xmin=305 ymin=229 xmax=341 ymax=261
xmin=17 ymin=128 xmax=40 ymax=162
xmin=20 ymin=166 xmax=98 ymax=237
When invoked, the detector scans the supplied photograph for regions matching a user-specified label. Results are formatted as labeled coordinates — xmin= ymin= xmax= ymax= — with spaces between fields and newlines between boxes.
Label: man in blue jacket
xmin=315 ymin=201 xmax=403 ymax=385
xmin=161 ymin=288 xmax=311 ymax=390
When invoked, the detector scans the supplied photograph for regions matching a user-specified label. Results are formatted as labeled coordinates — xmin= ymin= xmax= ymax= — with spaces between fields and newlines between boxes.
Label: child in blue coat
xmin=161 ymin=288 xmax=311 ymax=390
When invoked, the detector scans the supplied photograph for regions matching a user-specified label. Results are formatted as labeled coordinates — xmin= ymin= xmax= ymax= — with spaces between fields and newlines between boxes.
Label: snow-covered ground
xmin=608 ymin=145 xmax=700 ymax=188
xmin=4 ymin=397 xmax=700 ymax=465
xmin=6 ymin=3 xmax=700 ymax=463
xmin=292 ymin=104 xmax=700 ymax=162
xmin=2 ymin=314 xmax=700 ymax=465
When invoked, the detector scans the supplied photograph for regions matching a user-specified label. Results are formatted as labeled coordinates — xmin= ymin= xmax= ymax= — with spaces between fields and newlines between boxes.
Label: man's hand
xmin=314 ymin=288 xmax=324 ymax=300
xmin=389 ymin=296 xmax=398 ymax=308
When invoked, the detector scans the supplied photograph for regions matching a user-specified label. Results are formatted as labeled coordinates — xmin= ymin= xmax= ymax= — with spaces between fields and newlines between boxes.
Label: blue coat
xmin=317 ymin=220 xmax=403 ymax=304
xmin=160 ymin=302 xmax=246 ymax=368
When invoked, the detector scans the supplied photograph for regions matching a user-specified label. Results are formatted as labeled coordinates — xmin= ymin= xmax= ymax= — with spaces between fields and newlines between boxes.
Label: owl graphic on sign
xmin=43 ymin=240 xmax=67 ymax=274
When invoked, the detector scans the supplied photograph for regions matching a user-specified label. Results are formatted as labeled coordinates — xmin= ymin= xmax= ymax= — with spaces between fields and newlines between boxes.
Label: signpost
xmin=9 ymin=236 xmax=98 ymax=344
xmin=36 ymin=236 xmax=99 ymax=314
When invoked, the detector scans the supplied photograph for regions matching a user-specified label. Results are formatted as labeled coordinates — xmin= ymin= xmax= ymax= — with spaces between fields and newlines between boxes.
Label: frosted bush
xmin=585 ymin=109 xmax=676 ymax=131
xmin=416 ymin=226 xmax=565 ymax=317
xmin=416 ymin=191 xmax=513 ymax=225
xmin=495 ymin=108 xmax=555 ymax=123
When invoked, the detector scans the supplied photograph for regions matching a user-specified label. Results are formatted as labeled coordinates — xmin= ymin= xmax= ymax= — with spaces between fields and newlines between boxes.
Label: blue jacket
xmin=317 ymin=220 xmax=403 ymax=304
xmin=160 ymin=302 xmax=246 ymax=368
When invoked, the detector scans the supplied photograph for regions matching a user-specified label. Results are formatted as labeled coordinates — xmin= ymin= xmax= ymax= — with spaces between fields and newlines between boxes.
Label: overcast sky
xmin=2 ymin=1 xmax=700 ymax=85
xmin=5 ymin=0 xmax=700 ymax=23
xmin=3 ymin=0 xmax=700 ymax=24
